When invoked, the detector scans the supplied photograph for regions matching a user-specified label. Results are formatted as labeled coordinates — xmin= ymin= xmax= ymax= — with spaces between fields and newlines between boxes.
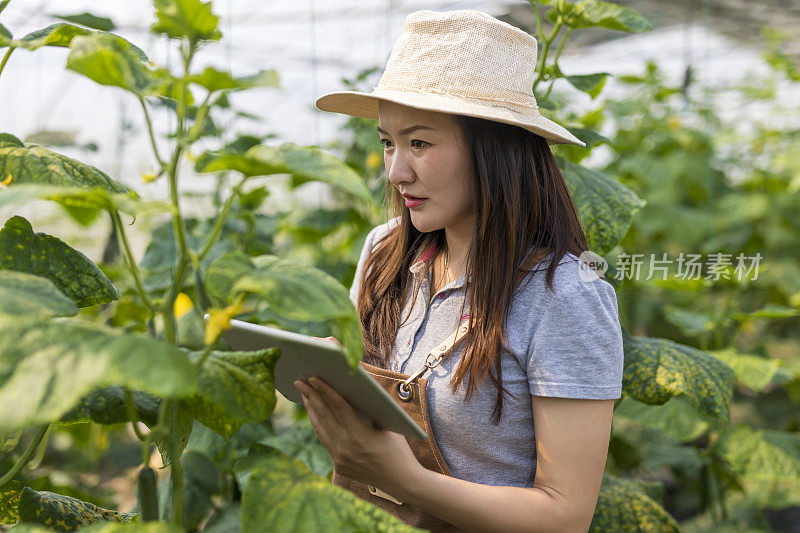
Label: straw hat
xmin=316 ymin=9 xmax=584 ymax=147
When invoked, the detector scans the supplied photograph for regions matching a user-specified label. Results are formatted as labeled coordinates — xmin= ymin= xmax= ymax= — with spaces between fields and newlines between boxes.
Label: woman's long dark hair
xmin=356 ymin=115 xmax=588 ymax=424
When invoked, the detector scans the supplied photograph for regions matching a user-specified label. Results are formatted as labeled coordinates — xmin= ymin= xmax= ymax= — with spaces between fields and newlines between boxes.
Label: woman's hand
xmin=294 ymin=376 xmax=420 ymax=491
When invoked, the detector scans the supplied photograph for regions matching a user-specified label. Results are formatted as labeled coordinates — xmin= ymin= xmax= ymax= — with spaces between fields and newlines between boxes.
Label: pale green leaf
xmin=206 ymin=252 xmax=363 ymax=367
xmin=0 ymin=270 xmax=77 ymax=317
xmin=715 ymin=426 xmax=800 ymax=509
xmin=186 ymin=348 xmax=281 ymax=438
xmin=235 ymin=449 xmax=424 ymax=532
xmin=66 ymin=33 xmax=157 ymax=96
xmin=551 ymin=0 xmax=653 ymax=33
xmin=565 ymin=72 xmax=610 ymax=98
xmin=0 ymin=313 xmax=197 ymax=432
xmin=196 ymin=142 xmax=374 ymax=205
xmin=53 ymin=13 xmax=116 ymax=32
xmin=189 ymin=66 xmax=280 ymax=92
xmin=0 ymin=138 xmax=128 ymax=192
xmin=0 ymin=184 xmax=169 ymax=216
xmin=152 ymin=0 xmax=222 ymax=42
xmin=614 ymin=396 xmax=709 ymax=443
xmin=0 ymin=216 xmax=118 ymax=307
xmin=11 ymin=23 xmax=90 ymax=50
xmin=255 ymin=419 xmax=333 ymax=477
xmin=708 ymin=348 xmax=781 ymax=393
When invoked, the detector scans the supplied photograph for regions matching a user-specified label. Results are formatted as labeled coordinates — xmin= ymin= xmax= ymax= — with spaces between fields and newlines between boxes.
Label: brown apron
xmin=332 ymin=319 xmax=471 ymax=532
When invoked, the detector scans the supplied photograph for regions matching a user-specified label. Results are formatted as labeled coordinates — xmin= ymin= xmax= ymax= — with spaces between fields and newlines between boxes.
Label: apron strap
xmin=396 ymin=314 xmax=473 ymax=400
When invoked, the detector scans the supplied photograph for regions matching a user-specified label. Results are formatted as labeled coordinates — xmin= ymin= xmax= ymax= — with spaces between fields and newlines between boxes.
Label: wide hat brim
xmin=316 ymin=88 xmax=585 ymax=147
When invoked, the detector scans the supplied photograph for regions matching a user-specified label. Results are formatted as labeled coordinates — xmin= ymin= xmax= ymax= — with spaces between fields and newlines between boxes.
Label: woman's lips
xmin=404 ymin=196 xmax=427 ymax=208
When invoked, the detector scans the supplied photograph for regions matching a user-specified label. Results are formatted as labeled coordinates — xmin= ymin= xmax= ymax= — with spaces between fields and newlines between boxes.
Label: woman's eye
xmin=379 ymin=138 xmax=391 ymax=148
xmin=379 ymin=139 xmax=428 ymax=149
xmin=411 ymin=139 xmax=429 ymax=148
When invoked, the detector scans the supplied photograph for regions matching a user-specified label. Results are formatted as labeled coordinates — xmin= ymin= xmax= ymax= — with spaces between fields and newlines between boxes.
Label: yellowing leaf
xmin=174 ymin=292 xmax=194 ymax=320
xmin=204 ymin=296 xmax=243 ymax=345
xmin=0 ymin=174 xmax=12 ymax=187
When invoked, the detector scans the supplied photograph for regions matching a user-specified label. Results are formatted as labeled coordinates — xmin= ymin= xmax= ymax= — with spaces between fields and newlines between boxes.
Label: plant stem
xmin=533 ymin=20 xmax=562 ymax=91
xmin=0 ymin=424 xmax=49 ymax=487
xmin=111 ymin=209 xmax=156 ymax=311
xmin=161 ymin=42 xmax=197 ymax=344
xmin=197 ymin=174 xmax=248 ymax=262
xmin=187 ymin=91 xmax=215 ymax=144
xmin=531 ymin=2 xmax=544 ymax=42
xmin=0 ymin=47 xmax=14 ymax=81
xmin=544 ymin=28 xmax=573 ymax=99
xmin=139 ymin=97 xmax=165 ymax=168
xmin=169 ymin=402 xmax=184 ymax=526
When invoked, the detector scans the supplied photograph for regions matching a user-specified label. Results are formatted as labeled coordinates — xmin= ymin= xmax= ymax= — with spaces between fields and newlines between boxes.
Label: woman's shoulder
xmin=512 ymin=251 xmax=618 ymax=318
xmin=364 ymin=215 xmax=401 ymax=248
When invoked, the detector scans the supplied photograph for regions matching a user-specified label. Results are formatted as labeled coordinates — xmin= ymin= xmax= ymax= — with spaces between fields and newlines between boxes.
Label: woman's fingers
xmin=308 ymin=377 xmax=370 ymax=431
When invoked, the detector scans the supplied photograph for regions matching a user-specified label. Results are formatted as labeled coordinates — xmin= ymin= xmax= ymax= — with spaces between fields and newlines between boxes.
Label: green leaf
xmin=206 ymin=252 xmax=363 ymax=367
xmin=11 ymin=522 xmax=183 ymax=532
xmin=0 ymin=216 xmax=118 ymax=307
xmin=66 ymin=33 xmax=157 ymax=96
xmin=622 ymin=336 xmax=736 ymax=421
xmin=10 ymin=23 xmax=90 ymax=51
xmin=559 ymin=159 xmax=645 ymax=254
xmin=552 ymin=0 xmax=653 ymax=33
xmin=663 ymin=305 xmax=715 ymax=337
xmin=614 ymin=396 xmax=709 ymax=443
xmin=53 ymin=13 xmax=116 ymax=32
xmin=0 ymin=270 xmax=77 ymax=317
xmin=715 ymin=426 xmax=800 ymax=508
xmin=59 ymin=385 xmax=160 ymax=427
xmin=189 ymin=66 xmax=280 ymax=92
xmin=152 ymin=0 xmax=222 ymax=42
xmin=565 ymin=72 xmax=610 ymax=98
xmin=733 ymin=304 xmax=800 ymax=320
xmin=18 ymin=486 xmax=138 ymax=530
xmin=0 ymin=138 xmax=128 ymax=192
xmin=255 ymin=419 xmax=333 ymax=477
xmin=0 ymin=480 xmax=22 ymax=524
xmin=707 ymin=348 xmax=781 ymax=393
xmin=235 ymin=449 xmax=424 ymax=532
xmin=0 ymin=132 xmax=22 ymax=146
xmin=196 ymin=142 xmax=374 ymax=205
xmin=0 ymin=184 xmax=168 ymax=216
xmin=589 ymin=473 xmax=680 ymax=532
xmin=564 ymin=127 xmax=611 ymax=148
xmin=186 ymin=348 xmax=281 ymax=438
xmin=0 ymin=313 xmax=197 ymax=432
xmin=0 ymin=24 xmax=11 ymax=46
xmin=153 ymin=399 xmax=194 ymax=468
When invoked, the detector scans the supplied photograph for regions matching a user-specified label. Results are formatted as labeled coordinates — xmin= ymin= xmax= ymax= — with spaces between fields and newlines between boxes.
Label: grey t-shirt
xmin=349 ymin=217 xmax=624 ymax=487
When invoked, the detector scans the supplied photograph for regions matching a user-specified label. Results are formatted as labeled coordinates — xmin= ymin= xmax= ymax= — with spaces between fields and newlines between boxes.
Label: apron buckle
xmin=396 ymin=381 xmax=413 ymax=401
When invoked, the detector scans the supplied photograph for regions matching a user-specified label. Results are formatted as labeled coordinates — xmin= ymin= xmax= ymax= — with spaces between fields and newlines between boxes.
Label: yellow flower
xmin=173 ymin=292 xmax=194 ymax=320
xmin=366 ymin=152 xmax=383 ymax=170
xmin=204 ymin=296 xmax=244 ymax=346
xmin=666 ymin=115 xmax=681 ymax=131
xmin=0 ymin=174 xmax=13 ymax=188
xmin=141 ymin=172 xmax=158 ymax=183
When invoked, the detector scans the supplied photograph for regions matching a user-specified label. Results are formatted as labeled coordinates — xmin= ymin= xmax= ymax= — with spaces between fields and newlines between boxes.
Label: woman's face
xmin=377 ymin=101 xmax=474 ymax=235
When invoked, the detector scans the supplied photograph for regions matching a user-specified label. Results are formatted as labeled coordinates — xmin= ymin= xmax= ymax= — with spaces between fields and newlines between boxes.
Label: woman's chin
xmin=408 ymin=212 xmax=442 ymax=234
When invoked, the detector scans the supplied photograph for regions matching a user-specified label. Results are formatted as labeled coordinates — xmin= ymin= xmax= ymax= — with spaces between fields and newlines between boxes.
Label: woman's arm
xmin=295 ymin=377 xmax=614 ymax=533
xmin=383 ymin=395 xmax=614 ymax=533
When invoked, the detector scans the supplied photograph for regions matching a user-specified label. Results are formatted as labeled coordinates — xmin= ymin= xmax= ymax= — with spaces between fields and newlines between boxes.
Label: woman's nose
xmin=386 ymin=151 xmax=415 ymax=187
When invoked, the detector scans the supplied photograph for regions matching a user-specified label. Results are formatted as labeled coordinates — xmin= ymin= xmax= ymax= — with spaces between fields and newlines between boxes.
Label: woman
xmin=293 ymin=9 xmax=624 ymax=533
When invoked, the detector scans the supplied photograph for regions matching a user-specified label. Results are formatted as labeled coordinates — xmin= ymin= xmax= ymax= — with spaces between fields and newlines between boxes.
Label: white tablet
xmin=203 ymin=315 xmax=427 ymax=441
